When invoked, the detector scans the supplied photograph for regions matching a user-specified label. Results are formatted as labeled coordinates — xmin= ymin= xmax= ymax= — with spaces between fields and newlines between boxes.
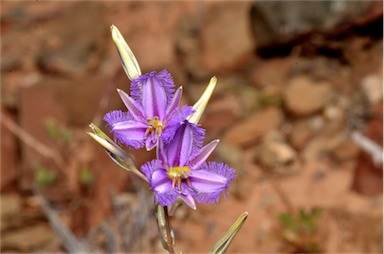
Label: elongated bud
xmin=155 ymin=205 xmax=175 ymax=251
xmin=209 ymin=211 xmax=248 ymax=254
xmin=88 ymin=123 xmax=148 ymax=182
xmin=110 ymin=24 xmax=141 ymax=80
xmin=188 ymin=76 xmax=217 ymax=124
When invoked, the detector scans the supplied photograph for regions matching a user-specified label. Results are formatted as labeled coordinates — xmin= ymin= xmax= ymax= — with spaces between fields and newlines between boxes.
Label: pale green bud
xmin=110 ymin=25 xmax=141 ymax=80
xmin=188 ymin=76 xmax=217 ymax=124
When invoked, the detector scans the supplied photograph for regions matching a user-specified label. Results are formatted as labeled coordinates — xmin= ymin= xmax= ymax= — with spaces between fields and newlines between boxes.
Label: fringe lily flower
xmin=104 ymin=70 xmax=185 ymax=151
xmin=141 ymin=121 xmax=236 ymax=209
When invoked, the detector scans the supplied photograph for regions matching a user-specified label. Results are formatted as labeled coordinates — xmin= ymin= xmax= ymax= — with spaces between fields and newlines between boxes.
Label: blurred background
xmin=1 ymin=1 xmax=383 ymax=253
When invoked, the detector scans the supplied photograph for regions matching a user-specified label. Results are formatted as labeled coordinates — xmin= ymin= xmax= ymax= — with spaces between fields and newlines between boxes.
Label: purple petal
xmin=162 ymin=106 xmax=195 ymax=145
xmin=189 ymin=139 xmax=219 ymax=170
xmin=131 ymin=70 xmax=175 ymax=102
xmin=141 ymin=160 xmax=178 ymax=206
xmin=117 ymin=89 xmax=145 ymax=121
xmin=189 ymin=162 xmax=236 ymax=204
xmin=109 ymin=120 xmax=147 ymax=149
xmin=178 ymin=194 xmax=196 ymax=210
xmin=104 ymin=110 xmax=132 ymax=127
xmin=156 ymin=139 xmax=169 ymax=166
xmin=131 ymin=70 xmax=175 ymax=121
xmin=145 ymin=138 xmax=157 ymax=151
xmin=165 ymin=121 xmax=205 ymax=167
xmin=166 ymin=86 xmax=183 ymax=117
xmin=141 ymin=159 xmax=161 ymax=180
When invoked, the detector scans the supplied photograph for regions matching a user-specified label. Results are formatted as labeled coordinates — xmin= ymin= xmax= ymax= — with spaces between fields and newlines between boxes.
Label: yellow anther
xmin=168 ymin=166 xmax=191 ymax=190
xmin=145 ymin=116 xmax=164 ymax=137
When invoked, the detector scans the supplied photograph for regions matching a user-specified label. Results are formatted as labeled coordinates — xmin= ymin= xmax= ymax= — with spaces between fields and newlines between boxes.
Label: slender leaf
xmin=209 ymin=211 xmax=248 ymax=254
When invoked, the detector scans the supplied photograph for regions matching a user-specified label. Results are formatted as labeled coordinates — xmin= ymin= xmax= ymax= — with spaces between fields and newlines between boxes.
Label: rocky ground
xmin=1 ymin=1 xmax=383 ymax=253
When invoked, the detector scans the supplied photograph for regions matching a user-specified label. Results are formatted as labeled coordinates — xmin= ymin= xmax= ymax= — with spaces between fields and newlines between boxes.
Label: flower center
xmin=168 ymin=166 xmax=190 ymax=190
xmin=145 ymin=116 xmax=164 ymax=137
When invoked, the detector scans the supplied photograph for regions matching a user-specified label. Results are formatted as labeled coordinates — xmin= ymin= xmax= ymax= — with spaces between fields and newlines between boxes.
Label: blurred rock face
xmin=251 ymin=1 xmax=379 ymax=48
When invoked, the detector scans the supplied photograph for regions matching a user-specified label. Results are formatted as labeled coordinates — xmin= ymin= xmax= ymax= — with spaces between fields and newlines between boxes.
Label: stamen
xmin=186 ymin=178 xmax=198 ymax=192
xmin=177 ymin=176 xmax=181 ymax=189
xmin=145 ymin=116 xmax=164 ymax=138
xmin=168 ymin=166 xmax=191 ymax=191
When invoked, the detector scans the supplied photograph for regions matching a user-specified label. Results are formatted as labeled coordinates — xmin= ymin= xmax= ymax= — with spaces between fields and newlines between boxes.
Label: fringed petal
xmin=131 ymin=70 xmax=175 ymax=121
xmin=189 ymin=162 xmax=235 ymax=204
xmin=165 ymin=121 xmax=205 ymax=167
xmin=104 ymin=110 xmax=133 ymax=127
xmin=141 ymin=160 xmax=178 ymax=206
xmin=108 ymin=118 xmax=147 ymax=149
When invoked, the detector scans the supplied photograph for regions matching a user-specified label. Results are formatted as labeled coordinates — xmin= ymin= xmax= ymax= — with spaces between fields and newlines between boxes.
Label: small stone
xmin=288 ymin=120 xmax=313 ymax=150
xmin=251 ymin=57 xmax=293 ymax=89
xmin=332 ymin=139 xmax=360 ymax=162
xmin=1 ymin=224 xmax=56 ymax=252
xmin=1 ymin=50 xmax=22 ymax=72
xmin=223 ymin=107 xmax=284 ymax=147
xmin=302 ymin=137 xmax=328 ymax=163
xmin=0 ymin=194 xmax=21 ymax=220
xmin=284 ymin=75 xmax=333 ymax=116
xmin=216 ymin=144 xmax=253 ymax=200
xmin=256 ymin=132 xmax=297 ymax=168
xmin=323 ymin=105 xmax=343 ymax=121
xmin=360 ymin=74 xmax=383 ymax=105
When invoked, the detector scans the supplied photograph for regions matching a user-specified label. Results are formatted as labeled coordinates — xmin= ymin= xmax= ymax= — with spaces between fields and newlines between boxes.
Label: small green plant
xmin=258 ymin=93 xmax=282 ymax=107
xmin=32 ymin=161 xmax=57 ymax=187
xmin=79 ymin=167 xmax=95 ymax=186
xmin=43 ymin=117 xmax=72 ymax=143
xmin=278 ymin=207 xmax=323 ymax=253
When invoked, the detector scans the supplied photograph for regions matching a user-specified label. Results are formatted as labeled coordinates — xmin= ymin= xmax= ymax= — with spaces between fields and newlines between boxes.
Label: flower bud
xmin=188 ymin=76 xmax=217 ymax=124
xmin=110 ymin=25 xmax=141 ymax=80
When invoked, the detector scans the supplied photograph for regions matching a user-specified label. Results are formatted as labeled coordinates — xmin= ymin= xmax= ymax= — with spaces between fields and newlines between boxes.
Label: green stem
xmin=164 ymin=206 xmax=175 ymax=254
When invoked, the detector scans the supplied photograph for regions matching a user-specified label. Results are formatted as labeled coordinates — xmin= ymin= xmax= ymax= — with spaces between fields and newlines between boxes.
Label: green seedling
xmin=79 ymin=167 xmax=95 ymax=186
xmin=278 ymin=207 xmax=323 ymax=253
xmin=43 ymin=117 xmax=72 ymax=143
xmin=32 ymin=161 xmax=56 ymax=187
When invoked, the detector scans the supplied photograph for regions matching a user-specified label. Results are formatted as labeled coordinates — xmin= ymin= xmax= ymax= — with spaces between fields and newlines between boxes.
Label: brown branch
xmin=0 ymin=111 xmax=65 ymax=169
xmin=33 ymin=186 xmax=90 ymax=253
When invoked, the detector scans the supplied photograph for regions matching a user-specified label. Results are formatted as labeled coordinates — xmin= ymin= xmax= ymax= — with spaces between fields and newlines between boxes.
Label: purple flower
xmin=141 ymin=121 xmax=236 ymax=209
xmin=104 ymin=70 xmax=186 ymax=151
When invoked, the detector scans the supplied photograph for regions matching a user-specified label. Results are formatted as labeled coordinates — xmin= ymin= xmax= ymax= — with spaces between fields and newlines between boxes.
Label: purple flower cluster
xmin=104 ymin=70 xmax=235 ymax=209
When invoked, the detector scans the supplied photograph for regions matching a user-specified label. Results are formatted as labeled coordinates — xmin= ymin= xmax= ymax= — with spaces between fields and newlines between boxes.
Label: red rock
xmin=109 ymin=2 xmax=197 ymax=73
xmin=199 ymin=1 xmax=254 ymax=73
xmin=251 ymin=1 xmax=381 ymax=49
xmin=0 ymin=109 xmax=18 ymax=191
xmin=19 ymin=83 xmax=69 ymax=190
xmin=200 ymin=94 xmax=242 ymax=133
xmin=251 ymin=57 xmax=293 ymax=89
xmin=284 ymin=75 xmax=333 ymax=116
xmin=223 ymin=107 xmax=284 ymax=147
